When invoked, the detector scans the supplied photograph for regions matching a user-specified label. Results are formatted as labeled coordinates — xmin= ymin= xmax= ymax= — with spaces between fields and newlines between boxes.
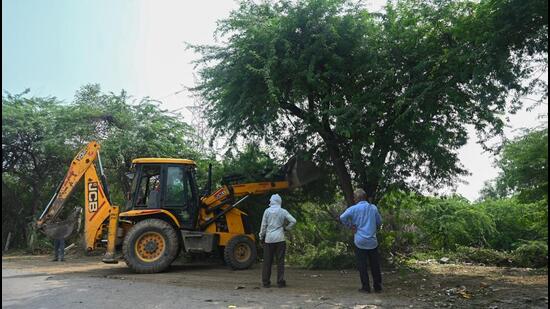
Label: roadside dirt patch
xmin=2 ymin=254 xmax=547 ymax=308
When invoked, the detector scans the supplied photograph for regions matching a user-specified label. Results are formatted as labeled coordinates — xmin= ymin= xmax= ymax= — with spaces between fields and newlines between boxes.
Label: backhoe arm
xmin=36 ymin=141 xmax=118 ymax=261
xmin=36 ymin=142 xmax=101 ymax=228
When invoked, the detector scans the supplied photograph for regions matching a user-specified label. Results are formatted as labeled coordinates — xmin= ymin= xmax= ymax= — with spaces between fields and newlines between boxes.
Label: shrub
xmin=377 ymin=191 xmax=422 ymax=254
xmin=513 ymin=241 xmax=548 ymax=268
xmin=295 ymin=242 xmax=355 ymax=269
xmin=416 ymin=197 xmax=496 ymax=250
xmin=479 ymin=199 xmax=548 ymax=251
xmin=455 ymin=246 xmax=512 ymax=266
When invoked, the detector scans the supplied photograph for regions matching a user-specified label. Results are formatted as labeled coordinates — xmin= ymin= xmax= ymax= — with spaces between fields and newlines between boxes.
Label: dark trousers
xmin=262 ymin=241 xmax=286 ymax=286
xmin=53 ymin=238 xmax=65 ymax=260
xmin=355 ymin=246 xmax=382 ymax=291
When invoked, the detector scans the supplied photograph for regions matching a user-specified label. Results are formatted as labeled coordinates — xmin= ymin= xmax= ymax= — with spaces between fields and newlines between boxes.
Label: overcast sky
xmin=2 ymin=0 xmax=547 ymax=201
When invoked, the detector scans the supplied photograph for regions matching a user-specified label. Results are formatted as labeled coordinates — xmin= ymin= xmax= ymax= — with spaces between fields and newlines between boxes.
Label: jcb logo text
xmin=88 ymin=182 xmax=98 ymax=212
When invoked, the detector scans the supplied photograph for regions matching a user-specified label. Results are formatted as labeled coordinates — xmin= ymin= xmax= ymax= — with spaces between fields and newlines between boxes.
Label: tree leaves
xmin=2 ymin=85 xmax=201 ymax=248
xmin=192 ymin=0 xmax=547 ymax=202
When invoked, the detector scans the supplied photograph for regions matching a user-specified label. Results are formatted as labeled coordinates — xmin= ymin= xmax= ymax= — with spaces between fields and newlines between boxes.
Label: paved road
xmin=2 ymin=267 xmax=285 ymax=309
xmin=6 ymin=256 xmax=546 ymax=309
xmin=1 ymin=266 xmax=382 ymax=309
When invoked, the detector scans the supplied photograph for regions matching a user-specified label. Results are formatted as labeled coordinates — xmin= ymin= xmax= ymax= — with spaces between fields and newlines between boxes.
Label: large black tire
xmin=223 ymin=235 xmax=257 ymax=270
xmin=122 ymin=219 xmax=180 ymax=274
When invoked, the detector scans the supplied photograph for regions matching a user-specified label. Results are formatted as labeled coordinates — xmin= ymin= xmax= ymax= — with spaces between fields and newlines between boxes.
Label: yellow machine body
xmin=37 ymin=141 xmax=317 ymax=273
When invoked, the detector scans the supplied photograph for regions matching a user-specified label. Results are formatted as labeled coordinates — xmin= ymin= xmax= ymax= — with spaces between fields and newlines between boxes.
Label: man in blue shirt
xmin=340 ymin=189 xmax=383 ymax=293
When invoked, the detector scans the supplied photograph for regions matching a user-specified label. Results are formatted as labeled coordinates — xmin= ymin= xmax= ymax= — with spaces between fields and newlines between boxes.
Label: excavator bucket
xmin=40 ymin=208 xmax=80 ymax=240
xmin=284 ymin=157 xmax=321 ymax=189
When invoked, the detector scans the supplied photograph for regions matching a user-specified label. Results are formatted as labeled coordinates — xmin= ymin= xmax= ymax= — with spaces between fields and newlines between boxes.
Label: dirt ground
xmin=2 ymin=253 xmax=548 ymax=308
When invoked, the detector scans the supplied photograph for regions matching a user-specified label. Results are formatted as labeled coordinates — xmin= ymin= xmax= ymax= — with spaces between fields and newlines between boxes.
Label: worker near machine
xmin=259 ymin=194 xmax=296 ymax=288
xmin=339 ymin=189 xmax=383 ymax=293
xmin=52 ymin=236 xmax=65 ymax=262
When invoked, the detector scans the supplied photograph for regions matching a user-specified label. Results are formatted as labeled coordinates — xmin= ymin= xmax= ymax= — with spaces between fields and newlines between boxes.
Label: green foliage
xmin=480 ymin=128 xmax=548 ymax=203
xmin=292 ymin=242 xmax=355 ymax=270
xmin=286 ymin=187 xmax=547 ymax=269
xmin=512 ymin=240 xmax=548 ymax=268
xmin=416 ymin=197 xmax=496 ymax=250
xmin=455 ymin=246 xmax=512 ymax=266
xmin=2 ymin=85 xmax=201 ymax=250
xmin=475 ymin=0 xmax=548 ymax=56
xmin=497 ymin=128 xmax=548 ymax=203
xmin=377 ymin=191 xmax=422 ymax=253
xmin=3 ymin=0 xmax=548 ymax=271
xmin=479 ymin=199 xmax=547 ymax=250
xmin=411 ymin=244 xmax=548 ymax=268
xmin=192 ymin=0 xmax=548 ymax=203
xmin=70 ymin=85 xmax=201 ymax=206
xmin=409 ymin=250 xmax=449 ymax=261
xmin=287 ymin=202 xmax=356 ymax=269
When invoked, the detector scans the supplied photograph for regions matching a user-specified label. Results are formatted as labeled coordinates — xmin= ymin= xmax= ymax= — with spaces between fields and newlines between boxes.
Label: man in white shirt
xmin=259 ymin=194 xmax=296 ymax=288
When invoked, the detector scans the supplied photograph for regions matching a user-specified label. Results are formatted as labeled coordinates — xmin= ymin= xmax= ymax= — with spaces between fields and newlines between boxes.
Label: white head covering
xmin=269 ymin=194 xmax=282 ymax=208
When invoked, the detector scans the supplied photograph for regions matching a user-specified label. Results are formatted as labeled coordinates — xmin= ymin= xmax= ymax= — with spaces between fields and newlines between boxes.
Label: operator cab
xmin=126 ymin=158 xmax=200 ymax=229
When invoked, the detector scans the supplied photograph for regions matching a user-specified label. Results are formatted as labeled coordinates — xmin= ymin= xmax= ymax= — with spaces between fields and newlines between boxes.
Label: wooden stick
xmin=3 ymin=232 xmax=12 ymax=252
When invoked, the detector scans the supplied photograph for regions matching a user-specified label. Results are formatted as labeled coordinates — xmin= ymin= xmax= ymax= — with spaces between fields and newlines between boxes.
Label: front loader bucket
xmin=284 ymin=157 xmax=321 ymax=188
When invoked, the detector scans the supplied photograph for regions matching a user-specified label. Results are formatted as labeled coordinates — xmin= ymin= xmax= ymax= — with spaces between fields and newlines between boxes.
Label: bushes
xmin=513 ymin=241 xmax=548 ymax=268
xmin=479 ymin=199 xmax=548 ymax=250
xmin=286 ymin=202 xmax=356 ymax=269
xmin=287 ymin=192 xmax=548 ymax=269
xmin=455 ymin=246 xmax=512 ymax=266
xmin=416 ymin=196 xmax=496 ymax=250
xmin=290 ymin=242 xmax=355 ymax=269
xmin=412 ymin=243 xmax=548 ymax=268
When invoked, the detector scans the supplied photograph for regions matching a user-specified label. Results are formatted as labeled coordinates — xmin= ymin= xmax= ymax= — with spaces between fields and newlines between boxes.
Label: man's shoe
xmin=374 ymin=288 xmax=382 ymax=293
xmin=59 ymin=258 xmax=65 ymax=262
xmin=277 ymin=281 xmax=286 ymax=288
xmin=263 ymin=284 xmax=271 ymax=288
xmin=358 ymin=288 xmax=371 ymax=293
xmin=51 ymin=258 xmax=58 ymax=262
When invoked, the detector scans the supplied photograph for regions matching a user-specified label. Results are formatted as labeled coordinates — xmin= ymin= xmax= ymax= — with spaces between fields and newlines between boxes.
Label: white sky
xmin=3 ymin=0 xmax=547 ymax=201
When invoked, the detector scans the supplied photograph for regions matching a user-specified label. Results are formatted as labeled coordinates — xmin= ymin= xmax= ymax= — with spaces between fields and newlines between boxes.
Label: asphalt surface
xmin=3 ymin=255 xmax=547 ymax=309
xmin=1 ymin=266 xmax=381 ymax=309
xmin=3 ymin=267 xmax=314 ymax=309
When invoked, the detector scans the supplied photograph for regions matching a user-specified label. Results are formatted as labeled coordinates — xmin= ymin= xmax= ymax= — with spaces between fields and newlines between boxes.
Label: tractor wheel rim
xmin=134 ymin=231 xmax=166 ymax=262
xmin=234 ymin=243 xmax=251 ymax=263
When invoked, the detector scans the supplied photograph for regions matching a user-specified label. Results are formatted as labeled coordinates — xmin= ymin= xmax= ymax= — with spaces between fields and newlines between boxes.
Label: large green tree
xmin=481 ymin=127 xmax=548 ymax=203
xmin=192 ymin=0 xmax=548 ymax=205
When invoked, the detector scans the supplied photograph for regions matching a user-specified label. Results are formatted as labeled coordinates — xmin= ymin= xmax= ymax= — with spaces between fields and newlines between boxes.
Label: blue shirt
xmin=340 ymin=201 xmax=382 ymax=249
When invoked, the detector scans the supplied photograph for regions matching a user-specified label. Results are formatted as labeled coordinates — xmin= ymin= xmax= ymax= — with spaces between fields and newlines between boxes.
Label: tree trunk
xmin=365 ymin=181 xmax=379 ymax=203
xmin=27 ymin=182 xmax=42 ymax=250
xmin=323 ymin=139 xmax=355 ymax=207
xmin=280 ymin=100 xmax=355 ymax=206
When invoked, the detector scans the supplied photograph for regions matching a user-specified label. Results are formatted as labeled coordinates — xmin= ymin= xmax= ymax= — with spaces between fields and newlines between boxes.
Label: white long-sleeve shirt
xmin=259 ymin=194 xmax=296 ymax=243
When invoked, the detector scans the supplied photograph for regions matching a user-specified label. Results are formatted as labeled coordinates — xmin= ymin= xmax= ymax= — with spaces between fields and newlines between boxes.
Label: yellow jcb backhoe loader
xmin=36 ymin=141 xmax=319 ymax=273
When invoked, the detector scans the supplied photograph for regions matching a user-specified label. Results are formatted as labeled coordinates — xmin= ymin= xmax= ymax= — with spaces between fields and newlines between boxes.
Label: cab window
xmin=135 ymin=165 xmax=161 ymax=208
xmin=165 ymin=166 xmax=188 ymax=206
